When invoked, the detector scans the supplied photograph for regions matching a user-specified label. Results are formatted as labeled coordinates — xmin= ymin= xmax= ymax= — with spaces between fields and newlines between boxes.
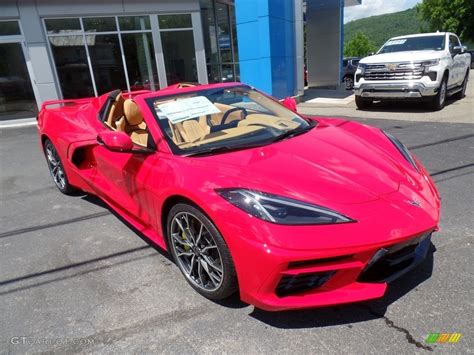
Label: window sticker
xmin=386 ymin=39 xmax=407 ymax=46
xmin=156 ymin=96 xmax=221 ymax=123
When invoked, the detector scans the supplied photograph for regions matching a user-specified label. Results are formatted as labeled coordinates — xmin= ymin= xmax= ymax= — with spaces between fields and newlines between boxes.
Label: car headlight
xmin=421 ymin=59 xmax=440 ymax=67
xmin=383 ymin=131 xmax=420 ymax=173
xmin=216 ymin=188 xmax=354 ymax=225
xmin=358 ymin=63 xmax=368 ymax=74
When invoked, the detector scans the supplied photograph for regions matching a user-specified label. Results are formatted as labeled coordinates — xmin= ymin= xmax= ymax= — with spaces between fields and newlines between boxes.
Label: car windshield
xmin=379 ymin=35 xmax=446 ymax=53
xmin=147 ymin=85 xmax=315 ymax=155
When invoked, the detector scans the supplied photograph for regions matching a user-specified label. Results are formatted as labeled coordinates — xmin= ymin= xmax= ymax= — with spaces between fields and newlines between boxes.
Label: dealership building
xmin=0 ymin=0 xmax=360 ymax=121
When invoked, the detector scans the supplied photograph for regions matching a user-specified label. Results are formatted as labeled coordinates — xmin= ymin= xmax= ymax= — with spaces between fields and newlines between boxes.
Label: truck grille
xmin=364 ymin=63 xmax=424 ymax=81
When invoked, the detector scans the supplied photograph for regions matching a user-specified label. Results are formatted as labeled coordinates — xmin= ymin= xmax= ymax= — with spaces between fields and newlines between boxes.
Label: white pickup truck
xmin=354 ymin=32 xmax=471 ymax=110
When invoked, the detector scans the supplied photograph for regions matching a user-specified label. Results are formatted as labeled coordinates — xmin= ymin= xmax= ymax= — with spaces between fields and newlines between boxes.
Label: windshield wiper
xmin=186 ymin=124 xmax=315 ymax=157
xmin=271 ymin=125 xmax=314 ymax=143
xmin=185 ymin=143 xmax=266 ymax=157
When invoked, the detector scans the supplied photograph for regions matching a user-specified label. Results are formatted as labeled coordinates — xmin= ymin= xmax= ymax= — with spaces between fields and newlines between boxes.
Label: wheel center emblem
xmin=386 ymin=63 xmax=397 ymax=71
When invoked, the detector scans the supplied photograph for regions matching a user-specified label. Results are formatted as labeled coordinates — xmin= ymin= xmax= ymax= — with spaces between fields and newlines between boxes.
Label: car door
xmin=92 ymin=110 xmax=160 ymax=230
xmin=448 ymin=35 xmax=463 ymax=86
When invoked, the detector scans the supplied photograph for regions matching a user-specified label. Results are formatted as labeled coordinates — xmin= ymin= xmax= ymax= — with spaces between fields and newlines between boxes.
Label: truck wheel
xmin=453 ymin=71 xmax=469 ymax=100
xmin=429 ymin=75 xmax=447 ymax=111
xmin=355 ymin=95 xmax=373 ymax=109
xmin=343 ymin=76 xmax=354 ymax=90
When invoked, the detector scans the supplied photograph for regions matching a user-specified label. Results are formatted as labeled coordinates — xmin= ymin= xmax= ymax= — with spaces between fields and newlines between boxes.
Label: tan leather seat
xmin=123 ymin=99 xmax=149 ymax=146
xmin=106 ymin=93 xmax=125 ymax=129
xmin=175 ymin=116 xmax=210 ymax=143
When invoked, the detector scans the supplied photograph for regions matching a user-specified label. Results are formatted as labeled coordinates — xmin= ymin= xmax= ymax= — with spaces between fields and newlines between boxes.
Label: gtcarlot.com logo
xmin=10 ymin=336 xmax=95 ymax=346
xmin=425 ymin=333 xmax=462 ymax=343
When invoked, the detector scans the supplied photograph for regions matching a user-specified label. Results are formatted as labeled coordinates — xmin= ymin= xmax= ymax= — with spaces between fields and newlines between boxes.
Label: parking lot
xmin=0 ymin=86 xmax=473 ymax=353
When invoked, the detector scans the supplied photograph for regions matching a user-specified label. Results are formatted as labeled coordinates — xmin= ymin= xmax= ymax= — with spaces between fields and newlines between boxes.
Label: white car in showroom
xmin=354 ymin=32 xmax=471 ymax=110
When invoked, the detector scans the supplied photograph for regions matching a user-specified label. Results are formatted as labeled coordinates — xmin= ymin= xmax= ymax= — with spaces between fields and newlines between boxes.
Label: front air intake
xmin=276 ymin=271 xmax=335 ymax=297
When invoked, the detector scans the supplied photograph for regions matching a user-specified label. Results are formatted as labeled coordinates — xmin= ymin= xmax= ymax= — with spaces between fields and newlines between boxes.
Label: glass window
xmin=161 ymin=30 xmax=197 ymax=84
xmin=45 ymin=18 xmax=81 ymax=34
xmin=0 ymin=21 xmax=21 ymax=36
xmin=207 ymin=64 xmax=221 ymax=83
xmin=449 ymin=35 xmax=460 ymax=52
xmin=229 ymin=5 xmax=239 ymax=62
xmin=379 ymin=35 xmax=446 ymax=53
xmin=215 ymin=3 xmax=232 ymax=63
xmin=122 ymin=33 xmax=158 ymax=91
xmin=234 ymin=64 xmax=240 ymax=82
xmin=158 ymin=14 xmax=192 ymax=29
xmin=86 ymin=34 xmax=127 ymax=94
xmin=0 ymin=43 xmax=38 ymax=120
xmin=221 ymin=64 xmax=234 ymax=82
xmin=201 ymin=0 xmax=219 ymax=64
xmin=83 ymin=17 xmax=116 ymax=32
xmin=48 ymin=35 xmax=94 ymax=98
xmin=118 ymin=16 xmax=151 ymax=31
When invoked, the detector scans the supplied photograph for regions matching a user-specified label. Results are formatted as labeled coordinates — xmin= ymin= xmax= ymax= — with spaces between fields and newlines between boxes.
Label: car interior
xmin=153 ymin=97 xmax=300 ymax=149
xmin=104 ymin=92 xmax=150 ymax=147
xmin=103 ymin=89 xmax=301 ymax=150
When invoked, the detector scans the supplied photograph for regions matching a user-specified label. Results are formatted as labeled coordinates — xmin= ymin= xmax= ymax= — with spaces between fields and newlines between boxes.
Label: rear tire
xmin=452 ymin=70 xmax=469 ymax=100
xmin=355 ymin=95 xmax=373 ymax=109
xmin=166 ymin=203 xmax=238 ymax=300
xmin=428 ymin=75 xmax=448 ymax=111
xmin=43 ymin=139 xmax=76 ymax=194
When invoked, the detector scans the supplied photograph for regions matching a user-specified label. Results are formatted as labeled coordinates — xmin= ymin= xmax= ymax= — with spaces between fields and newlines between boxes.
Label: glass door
xmin=0 ymin=21 xmax=39 ymax=121
xmin=158 ymin=14 xmax=198 ymax=85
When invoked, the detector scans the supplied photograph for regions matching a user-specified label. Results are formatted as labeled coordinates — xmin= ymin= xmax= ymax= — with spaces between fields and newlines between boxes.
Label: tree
xmin=344 ymin=32 xmax=377 ymax=57
xmin=417 ymin=0 xmax=474 ymax=44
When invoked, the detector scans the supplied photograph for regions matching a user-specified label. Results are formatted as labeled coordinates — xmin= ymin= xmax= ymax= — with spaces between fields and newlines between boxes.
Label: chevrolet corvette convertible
xmin=37 ymin=83 xmax=441 ymax=311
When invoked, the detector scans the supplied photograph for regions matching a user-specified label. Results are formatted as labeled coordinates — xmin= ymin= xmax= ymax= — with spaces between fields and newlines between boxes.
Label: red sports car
xmin=37 ymin=83 xmax=441 ymax=311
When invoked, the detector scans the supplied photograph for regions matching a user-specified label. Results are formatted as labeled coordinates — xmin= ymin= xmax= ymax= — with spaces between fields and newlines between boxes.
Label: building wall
xmin=235 ymin=0 xmax=297 ymax=99
xmin=1 ymin=0 xmax=203 ymax=105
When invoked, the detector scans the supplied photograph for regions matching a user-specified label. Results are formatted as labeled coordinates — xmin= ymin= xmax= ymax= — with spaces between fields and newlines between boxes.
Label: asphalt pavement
xmin=0 ymin=99 xmax=473 ymax=353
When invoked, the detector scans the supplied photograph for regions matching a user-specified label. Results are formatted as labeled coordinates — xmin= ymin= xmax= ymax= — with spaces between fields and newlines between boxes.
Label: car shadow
xmin=248 ymin=244 xmax=435 ymax=329
xmin=81 ymin=194 xmax=173 ymax=262
xmin=357 ymin=98 xmax=457 ymax=113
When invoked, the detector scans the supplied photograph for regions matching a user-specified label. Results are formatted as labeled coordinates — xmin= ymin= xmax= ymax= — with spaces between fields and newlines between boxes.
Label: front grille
xmin=276 ymin=271 xmax=335 ymax=297
xmin=363 ymin=63 xmax=424 ymax=81
xmin=358 ymin=233 xmax=431 ymax=283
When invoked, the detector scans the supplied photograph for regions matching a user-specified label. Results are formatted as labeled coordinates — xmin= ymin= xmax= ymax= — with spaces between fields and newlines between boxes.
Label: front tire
xmin=355 ymin=95 xmax=373 ymax=109
xmin=429 ymin=75 xmax=447 ymax=111
xmin=43 ymin=139 xmax=76 ymax=194
xmin=166 ymin=203 xmax=238 ymax=300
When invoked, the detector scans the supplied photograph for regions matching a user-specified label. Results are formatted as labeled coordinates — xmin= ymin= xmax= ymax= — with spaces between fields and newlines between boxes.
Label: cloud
xmin=344 ymin=0 xmax=422 ymax=23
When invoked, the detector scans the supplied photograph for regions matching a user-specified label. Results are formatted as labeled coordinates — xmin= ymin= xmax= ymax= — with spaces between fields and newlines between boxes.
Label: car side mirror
xmin=97 ymin=131 xmax=134 ymax=152
xmin=368 ymin=52 xmax=375 ymax=56
xmin=452 ymin=46 xmax=464 ymax=55
xmin=282 ymin=97 xmax=298 ymax=112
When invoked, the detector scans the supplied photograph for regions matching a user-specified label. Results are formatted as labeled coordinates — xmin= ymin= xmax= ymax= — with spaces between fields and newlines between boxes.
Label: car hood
xmin=360 ymin=50 xmax=444 ymax=64
xmin=191 ymin=120 xmax=408 ymax=205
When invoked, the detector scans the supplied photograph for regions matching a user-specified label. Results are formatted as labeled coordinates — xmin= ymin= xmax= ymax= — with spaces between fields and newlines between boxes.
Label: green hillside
xmin=344 ymin=8 xmax=426 ymax=51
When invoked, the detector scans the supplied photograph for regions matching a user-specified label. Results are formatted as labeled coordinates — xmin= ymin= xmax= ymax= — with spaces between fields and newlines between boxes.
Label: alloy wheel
xmin=439 ymin=81 xmax=447 ymax=106
xmin=344 ymin=77 xmax=354 ymax=90
xmin=170 ymin=212 xmax=224 ymax=292
xmin=45 ymin=142 xmax=66 ymax=190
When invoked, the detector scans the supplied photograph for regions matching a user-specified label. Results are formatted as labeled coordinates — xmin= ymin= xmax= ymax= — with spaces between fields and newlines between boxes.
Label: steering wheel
xmin=221 ymin=107 xmax=247 ymax=125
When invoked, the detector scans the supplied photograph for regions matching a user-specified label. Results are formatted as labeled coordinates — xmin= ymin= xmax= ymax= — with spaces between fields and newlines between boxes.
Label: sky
xmin=344 ymin=0 xmax=422 ymax=23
